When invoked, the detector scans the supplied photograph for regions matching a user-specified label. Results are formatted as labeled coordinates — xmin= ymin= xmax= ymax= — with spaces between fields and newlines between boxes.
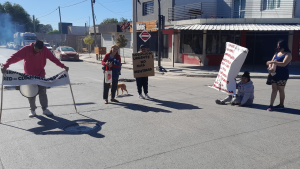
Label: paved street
xmin=0 ymin=47 xmax=300 ymax=169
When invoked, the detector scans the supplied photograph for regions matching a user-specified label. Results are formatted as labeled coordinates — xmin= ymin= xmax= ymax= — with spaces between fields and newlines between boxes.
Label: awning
xmin=174 ymin=24 xmax=300 ymax=31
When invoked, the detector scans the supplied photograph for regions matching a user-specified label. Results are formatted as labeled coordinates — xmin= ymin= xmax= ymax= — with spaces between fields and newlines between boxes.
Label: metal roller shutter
xmin=122 ymin=33 xmax=132 ymax=58
xmin=102 ymin=34 xmax=113 ymax=52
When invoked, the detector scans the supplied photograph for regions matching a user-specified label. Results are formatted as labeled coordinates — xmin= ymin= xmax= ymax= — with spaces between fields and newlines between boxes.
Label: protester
xmin=1 ymin=40 xmax=69 ymax=117
xmin=102 ymin=44 xmax=122 ymax=104
xmin=266 ymin=40 xmax=292 ymax=111
xmin=216 ymin=71 xmax=254 ymax=107
xmin=136 ymin=44 xmax=150 ymax=99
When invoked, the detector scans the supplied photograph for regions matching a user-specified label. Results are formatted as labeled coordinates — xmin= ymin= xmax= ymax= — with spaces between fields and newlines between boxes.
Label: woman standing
xmin=136 ymin=44 xmax=150 ymax=99
xmin=102 ymin=45 xmax=122 ymax=104
xmin=266 ymin=40 xmax=292 ymax=111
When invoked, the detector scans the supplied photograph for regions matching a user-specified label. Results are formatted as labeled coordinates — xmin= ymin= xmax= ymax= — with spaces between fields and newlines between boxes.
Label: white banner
xmin=212 ymin=42 xmax=249 ymax=95
xmin=2 ymin=70 xmax=70 ymax=87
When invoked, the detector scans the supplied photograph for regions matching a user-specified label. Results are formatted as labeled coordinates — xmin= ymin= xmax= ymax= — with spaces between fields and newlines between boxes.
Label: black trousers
xmin=136 ymin=77 xmax=148 ymax=95
xmin=103 ymin=78 xmax=118 ymax=100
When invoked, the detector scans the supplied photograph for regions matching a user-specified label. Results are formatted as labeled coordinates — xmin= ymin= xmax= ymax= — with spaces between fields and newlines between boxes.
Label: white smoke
xmin=0 ymin=13 xmax=24 ymax=45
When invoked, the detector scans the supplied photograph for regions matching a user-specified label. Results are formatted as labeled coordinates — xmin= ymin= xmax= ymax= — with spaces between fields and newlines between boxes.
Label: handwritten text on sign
xmin=2 ymin=70 xmax=70 ymax=87
xmin=132 ymin=52 xmax=155 ymax=78
xmin=212 ymin=42 xmax=249 ymax=95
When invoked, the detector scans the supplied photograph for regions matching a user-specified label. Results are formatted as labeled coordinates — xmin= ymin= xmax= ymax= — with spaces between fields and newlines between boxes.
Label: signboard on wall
xmin=211 ymin=42 xmax=249 ymax=95
xmin=132 ymin=52 xmax=155 ymax=78
xmin=137 ymin=23 xmax=146 ymax=30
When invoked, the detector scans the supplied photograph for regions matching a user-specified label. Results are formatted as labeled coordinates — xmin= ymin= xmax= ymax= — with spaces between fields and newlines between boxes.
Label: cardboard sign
xmin=132 ymin=52 xmax=155 ymax=78
xmin=94 ymin=47 xmax=106 ymax=55
xmin=211 ymin=42 xmax=249 ymax=95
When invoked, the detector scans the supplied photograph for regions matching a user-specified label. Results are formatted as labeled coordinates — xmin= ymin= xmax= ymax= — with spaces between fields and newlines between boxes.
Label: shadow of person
xmin=115 ymin=102 xmax=172 ymax=113
xmin=116 ymin=94 xmax=134 ymax=98
xmin=250 ymin=104 xmax=300 ymax=115
xmin=147 ymin=98 xmax=202 ymax=110
xmin=27 ymin=115 xmax=105 ymax=138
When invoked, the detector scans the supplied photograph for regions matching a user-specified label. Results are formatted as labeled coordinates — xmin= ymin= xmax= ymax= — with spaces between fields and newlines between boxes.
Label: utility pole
xmin=91 ymin=0 xmax=97 ymax=47
xmin=157 ymin=0 xmax=161 ymax=68
xmin=58 ymin=6 xmax=63 ymax=46
xmin=91 ymin=0 xmax=99 ymax=60
xmin=33 ymin=15 xmax=35 ymax=33
xmin=132 ymin=0 xmax=137 ymax=53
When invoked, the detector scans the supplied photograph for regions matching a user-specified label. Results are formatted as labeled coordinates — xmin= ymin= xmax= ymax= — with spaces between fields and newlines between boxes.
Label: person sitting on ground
xmin=215 ymin=71 xmax=254 ymax=107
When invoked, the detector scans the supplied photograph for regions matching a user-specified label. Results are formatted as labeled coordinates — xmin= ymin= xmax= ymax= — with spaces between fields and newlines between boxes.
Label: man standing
xmin=1 ymin=40 xmax=69 ymax=117
xmin=136 ymin=44 xmax=150 ymax=99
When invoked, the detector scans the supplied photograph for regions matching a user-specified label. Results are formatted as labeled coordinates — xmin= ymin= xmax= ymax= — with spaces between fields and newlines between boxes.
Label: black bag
xmin=266 ymin=73 xmax=276 ymax=85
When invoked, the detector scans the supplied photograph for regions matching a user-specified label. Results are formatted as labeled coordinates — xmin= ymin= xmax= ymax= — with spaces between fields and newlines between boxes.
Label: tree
xmin=39 ymin=24 xmax=53 ymax=33
xmin=100 ymin=18 xmax=118 ymax=25
xmin=0 ymin=1 xmax=40 ymax=43
xmin=116 ymin=34 xmax=128 ymax=63
xmin=83 ymin=35 xmax=94 ymax=57
xmin=119 ymin=17 xmax=129 ymax=23
xmin=47 ymin=30 xmax=60 ymax=34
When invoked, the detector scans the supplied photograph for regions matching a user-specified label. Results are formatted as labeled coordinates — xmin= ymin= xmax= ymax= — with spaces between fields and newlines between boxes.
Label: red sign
xmin=139 ymin=30 xmax=151 ymax=42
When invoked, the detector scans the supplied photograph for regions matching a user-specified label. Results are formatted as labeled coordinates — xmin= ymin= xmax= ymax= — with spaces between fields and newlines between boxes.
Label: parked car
xmin=53 ymin=46 xmax=80 ymax=61
xmin=6 ymin=42 xmax=14 ymax=49
xmin=44 ymin=43 xmax=53 ymax=51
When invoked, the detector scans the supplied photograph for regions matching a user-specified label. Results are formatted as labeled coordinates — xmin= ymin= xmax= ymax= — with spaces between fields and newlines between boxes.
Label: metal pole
xmin=172 ymin=28 xmax=175 ymax=68
xmin=0 ymin=74 xmax=3 ymax=123
xmin=58 ymin=6 xmax=63 ymax=45
xmin=132 ymin=0 xmax=137 ymax=53
xmin=158 ymin=0 xmax=161 ymax=68
xmin=252 ymin=32 xmax=256 ymax=71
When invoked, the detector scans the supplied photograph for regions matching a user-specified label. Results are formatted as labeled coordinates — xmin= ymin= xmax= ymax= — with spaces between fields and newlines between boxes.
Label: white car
xmin=6 ymin=42 xmax=14 ymax=49
xmin=44 ymin=43 xmax=53 ymax=51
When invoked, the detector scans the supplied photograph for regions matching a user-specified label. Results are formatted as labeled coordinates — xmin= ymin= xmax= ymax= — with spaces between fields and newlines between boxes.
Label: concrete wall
xmin=68 ymin=26 xmax=88 ymax=35
xmin=136 ymin=0 xmax=173 ymax=22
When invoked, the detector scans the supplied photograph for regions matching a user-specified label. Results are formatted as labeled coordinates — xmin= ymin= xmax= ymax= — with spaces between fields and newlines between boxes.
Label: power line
xmin=36 ymin=8 xmax=58 ymax=19
xmin=61 ymin=0 xmax=88 ymax=8
xmin=100 ymin=0 xmax=127 ymax=4
xmin=61 ymin=15 xmax=88 ymax=24
xmin=96 ymin=2 xmax=132 ymax=17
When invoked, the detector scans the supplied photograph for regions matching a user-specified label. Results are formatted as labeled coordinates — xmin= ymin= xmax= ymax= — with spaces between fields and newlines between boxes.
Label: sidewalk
xmin=79 ymin=53 xmax=300 ymax=79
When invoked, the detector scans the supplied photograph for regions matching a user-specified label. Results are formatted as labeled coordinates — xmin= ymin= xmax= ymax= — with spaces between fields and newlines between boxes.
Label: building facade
xmin=135 ymin=0 xmax=300 ymax=66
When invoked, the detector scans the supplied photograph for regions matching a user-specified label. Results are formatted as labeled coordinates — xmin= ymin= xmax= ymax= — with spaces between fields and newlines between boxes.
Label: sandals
xmin=104 ymin=100 xmax=108 ymax=104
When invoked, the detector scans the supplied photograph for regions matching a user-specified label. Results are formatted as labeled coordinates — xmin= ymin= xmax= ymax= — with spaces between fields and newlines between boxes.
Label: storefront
xmin=174 ymin=24 xmax=300 ymax=66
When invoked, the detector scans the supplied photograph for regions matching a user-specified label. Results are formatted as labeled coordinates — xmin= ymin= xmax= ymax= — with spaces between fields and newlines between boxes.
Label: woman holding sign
xmin=266 ymin=40 xmax=292 ymax=111
xmin=102 ymin=45 xmax=122 ymax=104
xmin=136 ymin=44 xmax=150 ymax=99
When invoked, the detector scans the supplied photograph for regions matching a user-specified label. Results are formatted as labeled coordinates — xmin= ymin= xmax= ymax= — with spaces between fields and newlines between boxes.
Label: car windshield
xmin=24 ymin=36 xmax=37 ymax=40
xmin=44 ymin=44 xmax=50 ymax=47
xmin=61 ymin=48 xmax=75 ymax=52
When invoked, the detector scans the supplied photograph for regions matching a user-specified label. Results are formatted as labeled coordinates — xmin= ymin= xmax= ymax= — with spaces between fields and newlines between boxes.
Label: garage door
xmin=102 ymin=34 xmax=112 ymax=52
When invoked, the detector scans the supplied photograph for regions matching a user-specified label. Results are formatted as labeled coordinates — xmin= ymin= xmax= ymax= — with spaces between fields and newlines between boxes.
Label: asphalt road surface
xmin=0 ymin=47 xmax=300 ymax=169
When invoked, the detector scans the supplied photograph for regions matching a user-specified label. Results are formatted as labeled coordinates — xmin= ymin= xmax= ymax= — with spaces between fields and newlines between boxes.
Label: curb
xmin=82 ymin=59 xmax=300 ymax=79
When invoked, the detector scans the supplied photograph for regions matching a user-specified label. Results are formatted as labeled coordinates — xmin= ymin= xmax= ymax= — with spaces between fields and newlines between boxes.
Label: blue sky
xmin=2 ymin=0 xmax=132 ymax=30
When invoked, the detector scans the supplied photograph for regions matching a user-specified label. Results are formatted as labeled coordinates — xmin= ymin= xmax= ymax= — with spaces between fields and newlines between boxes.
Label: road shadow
xmin=249 ymin=104 xmax=300 ymax=115
xmin=115 ymin=102 xmax=172 ymax=113
xmin=3 ymin=102 xmax=95 ymax=110
xmin=147 ymin=98 xmax=202 ymax=110
xmin=116 ymin=94 xmax=133 ymax=98
xmin=27 ymin=115 xmax=105 ymax=138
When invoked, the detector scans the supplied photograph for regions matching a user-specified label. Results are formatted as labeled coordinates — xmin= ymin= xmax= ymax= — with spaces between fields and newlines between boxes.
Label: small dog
xmin=110 ymin=83 xmax=128 ymax=95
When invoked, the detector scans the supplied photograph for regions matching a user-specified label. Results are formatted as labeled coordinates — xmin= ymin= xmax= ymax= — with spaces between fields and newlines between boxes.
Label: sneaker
xmin=29 ymin=110 xmax=36 ymax=118
xmin=145 ymin=94 xmax=150 ymax=99
xmin=215 ymin=99 xmax=225 ymax=105
xmin=139 ymin=94 xmax=145 ymax=99
xmin=43 ymin=109 xmax=54 ymax=116
xmin=274 ymin=104 xmax=285 ymax=110
xmin=267 ymin=106 xmax=274 ymax=111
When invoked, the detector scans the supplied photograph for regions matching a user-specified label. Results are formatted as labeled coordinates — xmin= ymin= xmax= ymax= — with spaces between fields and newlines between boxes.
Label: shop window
xmin=180 ymin=31 xmax=203 ymax=54
xmin=143 ymin=1 xmax=154 ymax=16
xmin=206 ymin=31 xmax=240 ymax=55
xmin=262 ymin=0 xmax=280 ymax=10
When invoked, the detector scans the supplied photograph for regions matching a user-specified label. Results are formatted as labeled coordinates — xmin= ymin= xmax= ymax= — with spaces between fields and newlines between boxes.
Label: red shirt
xmin=101 ymin=53 xmax=121 ymax=68
xmin=3 ymin=43 xmax=66 ymax=77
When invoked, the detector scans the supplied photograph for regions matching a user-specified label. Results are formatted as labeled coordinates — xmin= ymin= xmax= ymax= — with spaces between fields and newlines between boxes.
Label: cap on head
xmin=34 ymin=40 xmax=44 ymax=50
xmin=140 ymin=44 xmax=146 ymax=49
xmin=242 ymin=71 xmax=250 ymax=80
